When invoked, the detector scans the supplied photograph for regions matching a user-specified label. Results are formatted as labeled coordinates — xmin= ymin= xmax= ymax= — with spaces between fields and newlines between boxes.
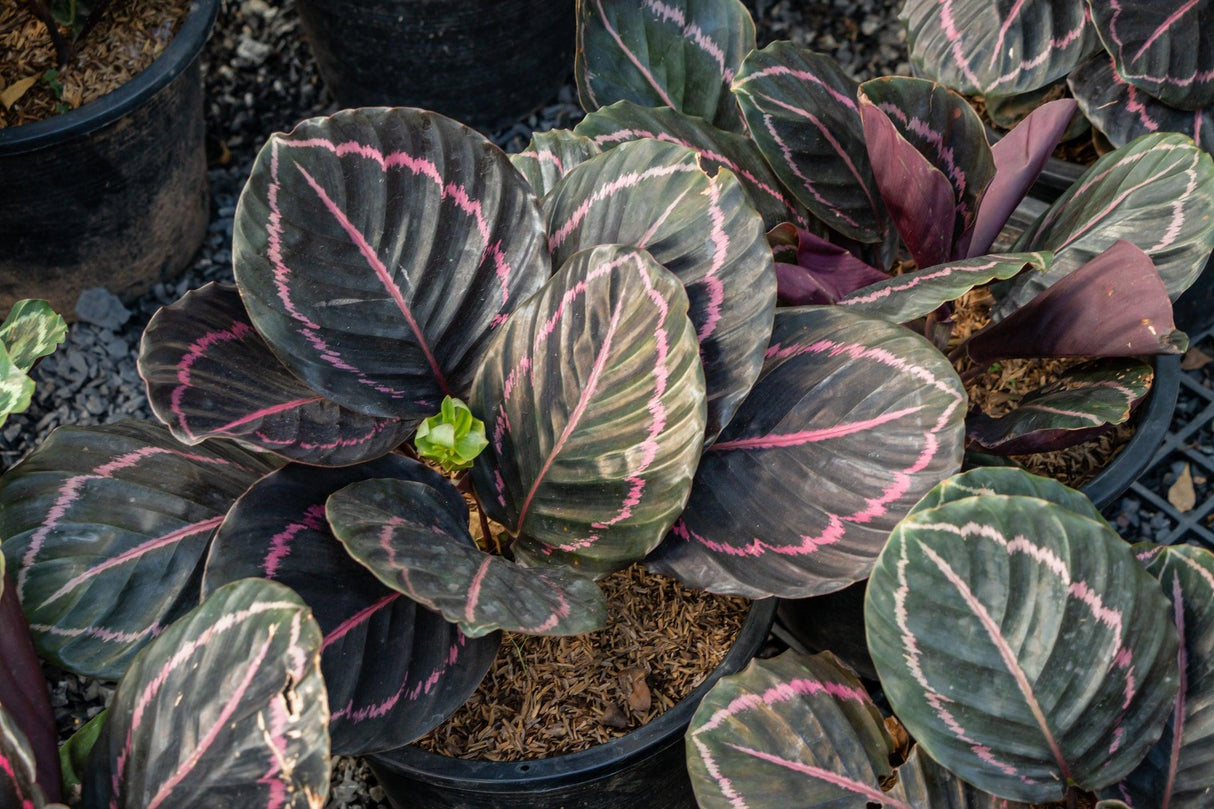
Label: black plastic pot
xmin=368 ymin=597 xmax=777 ymax=809
xmin=295 ymin=0 xmax=576 ymax=131
xmin=0 ymin=0 xmax=217 ymax=317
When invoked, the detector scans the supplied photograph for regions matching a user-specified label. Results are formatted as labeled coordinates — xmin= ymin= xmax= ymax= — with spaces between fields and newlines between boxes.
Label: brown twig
xmin=23 ymin=0 xmax=74 ymax=65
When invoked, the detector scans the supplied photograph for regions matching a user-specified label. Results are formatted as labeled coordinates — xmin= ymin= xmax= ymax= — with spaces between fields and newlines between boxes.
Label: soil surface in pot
xmin=414 ymin=563 xmax=749 ymax=761
xmin=0 ymin=0 xmax=190 ymax=127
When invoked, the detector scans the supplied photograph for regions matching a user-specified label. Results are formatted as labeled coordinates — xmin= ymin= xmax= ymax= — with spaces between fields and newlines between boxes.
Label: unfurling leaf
xmin=414 ymin=396 xmax=488 ymax=473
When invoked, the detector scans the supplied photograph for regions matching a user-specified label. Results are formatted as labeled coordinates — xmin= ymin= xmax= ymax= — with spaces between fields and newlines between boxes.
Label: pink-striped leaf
xmin=734 ymin=43 xmax=890 ymax=244
xmin=543 ymin=143 xmax=770 ymax=444
xmin=470 ymin=245 xmax=707 ymax=575
xmin=972 ymin=241 xmax=1187 ymax=364
xmin=645 ymin=306 xmax=966 ymax=599
xmin=838 ymin=252 xmax=1050 ymax=325
xmin=1106 ymin=543 xmax=1214 ymax=809
xmin=966 ymin=359 xmax=1154 ymax=455
xmin=908 ymin=466 xmax=1105 ymax=523
xmin=687 ymin=649 xmax=901 ymax=809
xmin=575 ymin=0 xmax=755 ymax=131
xmin=0 ymin=569 xmax=59 ymax=804
xmin=326 ymin=478 xmax=607 ymax=637
xmin=891 ymin=747 xmax=1032 ymax=809
xmin=82 ymin=578 xmax=330 ymax=809
xmin=139 ymin=283 xmax=411 ymax=467
xmin=1004 ymin=132 xmax=1214 ymax=312
xmin=0 ymin=421 xmax=278 ymax=679
xmin=508 ymin=129 xmax=602 ymax=200
xmin=1090 ymin=0 xmax=1214 ymax=110
xmin=1069 ymin=54 xmax=1214 ymax=153
xmin=768 ymin=223 xmax=889 ymax=306
xmin=201 ymin=457 xmax=498 ymax=755
xmin=900 ymin=0 xmax=1100 ymax=97
xmin=233 ymin=107 xmax=550 ymax=420
xmin=866 ymin=474 xmax=1180 ymax=803
xmin=0 ymin=705 xmax=46 ymax=809
xmin=858 ymin=78 xmax=996 ymax=268
xmin=574 ymin=101 xmax=809 ymax=229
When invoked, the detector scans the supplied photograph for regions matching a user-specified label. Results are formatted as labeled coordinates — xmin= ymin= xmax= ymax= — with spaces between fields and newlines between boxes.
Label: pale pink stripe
xmin=323 ymin=593 xmax=401 ymax=651
xmin=711 ymin=405 xmax=925 ymax=451
xmin=723 ymin=744 xmax=915 ymax=809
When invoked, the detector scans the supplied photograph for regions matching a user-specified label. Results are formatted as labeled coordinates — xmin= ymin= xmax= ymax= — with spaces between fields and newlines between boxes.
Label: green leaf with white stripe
xmin=575 ymin=0 xmax=755 ymax=131
xmin=866 ymin=473 xmax=1180 ymax=803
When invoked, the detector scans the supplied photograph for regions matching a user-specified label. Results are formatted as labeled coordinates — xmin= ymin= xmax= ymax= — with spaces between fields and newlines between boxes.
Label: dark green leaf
xmin=891 ymin=746 xmax=1032 ymax=808
xmin=908 ymin=466 xmax=1104 ymax=524
xmin=508 ymin=129 xmax=603 ymax=199
xmin=59 ymin=711 xmax=105 ymax=807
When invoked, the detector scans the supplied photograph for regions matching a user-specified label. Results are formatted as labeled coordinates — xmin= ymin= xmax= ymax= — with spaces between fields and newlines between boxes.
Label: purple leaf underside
xmin=768 ymin=223 xmax=888 ymax=306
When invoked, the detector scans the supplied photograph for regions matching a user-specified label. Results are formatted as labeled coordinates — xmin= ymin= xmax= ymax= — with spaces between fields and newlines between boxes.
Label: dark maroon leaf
xmin=471 ymin=245 xmax=706 ymax=575
xmin=544 ymin=141 xmax=772 ymax=443
xmin=969 ymin=240 xmax=1187 ymax=365
xmin=233 ymin=107 xmax=550 ymax=420
xmin=1090 ymin=0 xmax=1214 ymax=110
xmin=139 ymin=283 xmax=412 ymax=467
xmin=768 ymin=224 xmax=888 ymax=306
xmin=327 ymin=479 xmax=608 ymax=636
xmin=858 ymin=77 xmax=996 ymax=265
xmin=1069 ymin=54 xmax=1214 ymax=152
xmin=202 ymin=457 xmax=498 ymax=755
xmin=0 ymin=571 xmax=59 ymax=804
xmin=646 ymin=306 xmax=966 ymax=598
xmin=734 ymin=42 xmax=890 ymax=244
xmin=0 ymin=421 xmax=278 ymax=679
xmin=966 ymin=359 xmax=1154 ymax=455
xmin=83 ymin=579 xmax=330 ymax=809
xmin=965 ymin=99 xmax=1078 ymax=257
xmin=0 ymin=705 xmax=46 ymax=809
xmin=574 ymin=101 xmax=810 ymax=229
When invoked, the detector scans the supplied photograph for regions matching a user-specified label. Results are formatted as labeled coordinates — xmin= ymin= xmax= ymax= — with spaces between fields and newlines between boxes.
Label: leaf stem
xmin=24 ymin=0 xmax=74 ymax=65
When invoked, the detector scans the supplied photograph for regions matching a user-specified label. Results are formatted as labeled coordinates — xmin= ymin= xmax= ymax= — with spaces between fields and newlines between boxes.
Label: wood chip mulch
xmin=414 ymin=563 xmax=749 ymax=762
xmin=0 ymin=0 xmax=189 ymax=128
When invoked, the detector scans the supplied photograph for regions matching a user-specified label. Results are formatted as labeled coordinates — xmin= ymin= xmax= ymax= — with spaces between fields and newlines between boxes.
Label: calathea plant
xmin=899 ymin=0 xmax=1214 ymax=153
xmin=0 ymin=102 xmax=967 ymax=805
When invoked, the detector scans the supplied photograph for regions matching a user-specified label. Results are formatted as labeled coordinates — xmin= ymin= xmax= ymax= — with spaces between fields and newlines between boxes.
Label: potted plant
xmin=0 ymin=0 xmax=218 ymax=316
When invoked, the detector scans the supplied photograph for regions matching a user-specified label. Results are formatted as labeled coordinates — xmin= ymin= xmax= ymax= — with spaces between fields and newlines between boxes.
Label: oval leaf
xmin=1106 ymin=543 xmax=1214 ymax=809
xmin=140 ymin=283 xmax=412 ymax=466
xmin=327 ymin=478 xmax=607 ymax=637
xmin=82 ymin=579 xmax=330 ymax=809
xmin=892 ymin=746 xmax=1032 ymax=809
xmin=60 ymin=712 xmax=105 ymax=808
xmin=0 ymin=705 xmax=47 ymax=809
xmin=646 ymin=306 xmax=966 ymax=599
xmin=544 ymin=140 xmax=774 ymax=442
xmin=866 ymin=481 xmax=1180 ymax=803
xmin=1090 ymin=0 xmax=1214 ymax=110
xmin=1007 ymin=132 xmax=1214 ymax=309
xmin=908 ymin=466 xmax=1105 ymax=523
xmin=734 ymin=42 xmax=889 ymax=244
xmin=233 ymin=107 xmax=550 ymax=420
xmin=900 ymin=0 xmax=1100 ymax=97
xmin=0 ymin=300 xmax=66 ymax=372
xmin=574 ymin=101 xmax=809 ymax=229
xmin=687 ymin=650 xmax=900 ymax=809
xmin=202 ymin=457 xmax=498 ymax=755
xmin=508 ymin=129 xmax=603 ymax=199
xmin=470 ymin=244 xmax=706 ymax=574
xmin=575 ymin=0 xmax=755 ymax=131
xmin=0 ymin=421 xmax=278 ymax=679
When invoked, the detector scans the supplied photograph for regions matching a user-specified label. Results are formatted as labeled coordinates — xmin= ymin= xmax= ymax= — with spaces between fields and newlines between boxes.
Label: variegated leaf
xmin=471 ymin=245 xmax=706 ymax=574
xmin=327 ymin=478 xmax=607 ymax=637
xmin=1105 ymin=543 xmax=1214 ymax=809
xmin=1089 ymin=0 xmax=1214 ymax=110
xmin=233 ymin=107 xmax=550 ymax=420
xmin=202 ymin=457 xmax=498 ymax=755
xmin=83 ymin=579 xmax=330 ymax=809
xmin=866 ymin=477 xmax=1180 ymax=803
xmin=646 ymin=306 xmax=966 ymax=599
xmin=574 ymin=101 xmax=809 ymax=229
xmin=1069 ymin=54 xmax=1214 ymax=152
xmin=0 ymin=704 xmax=47 ymax=809
xmin=0 ymin=300 xmax=65 ymax=371
xmin=966 ymin=359 xmax=1154 ymax=455
xmin=687 ymin=650 xmax=900 ymax=809
xmin=837 ymin=252 xmax=1050 ymax=324
xmin=544 ymin=140 xmax=773 ymax=443
xmin=139 ymin=283 xmax=412 ymax=467
xmin=0 ymin=421 xmax=278 ymax=679
xmin=0 ymin=345 xmax=34 ymax=431
xmin=575 ymin=0 xmax=755 ymax=131
xmin=508 ymin=129 xmax=602 ymax=199
xmin=1005 ymin=132 xmax=1214 ymax=311
xmin=891 ymin=747 xmax=1032 ymax=809
xmin=900 ymin=0 xmax=1100 ymax=97
xmin=908 ymin=466 xmax=1104 ymax=523
xmin=734 ymin=42 xmax=889 ymax=244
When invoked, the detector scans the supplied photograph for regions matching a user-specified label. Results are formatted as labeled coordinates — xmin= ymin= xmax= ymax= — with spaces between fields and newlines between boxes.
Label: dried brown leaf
xmin=0 ymin=75 xmax=38 ymax=109
xmin=1169 ymin=463 xmax=1197 ymax=512
xmin=1181 ymin=346 xmax=1213 ymax=371
xmin=600 ymin=702 xmax=630 ymax=729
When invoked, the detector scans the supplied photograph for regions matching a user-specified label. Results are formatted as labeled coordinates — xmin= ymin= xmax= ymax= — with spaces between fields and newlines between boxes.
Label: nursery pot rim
xmin=0 ymin=0 xmax=219 ymax=156
xmin=368 ymin=596 xmax=777 ymax=792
